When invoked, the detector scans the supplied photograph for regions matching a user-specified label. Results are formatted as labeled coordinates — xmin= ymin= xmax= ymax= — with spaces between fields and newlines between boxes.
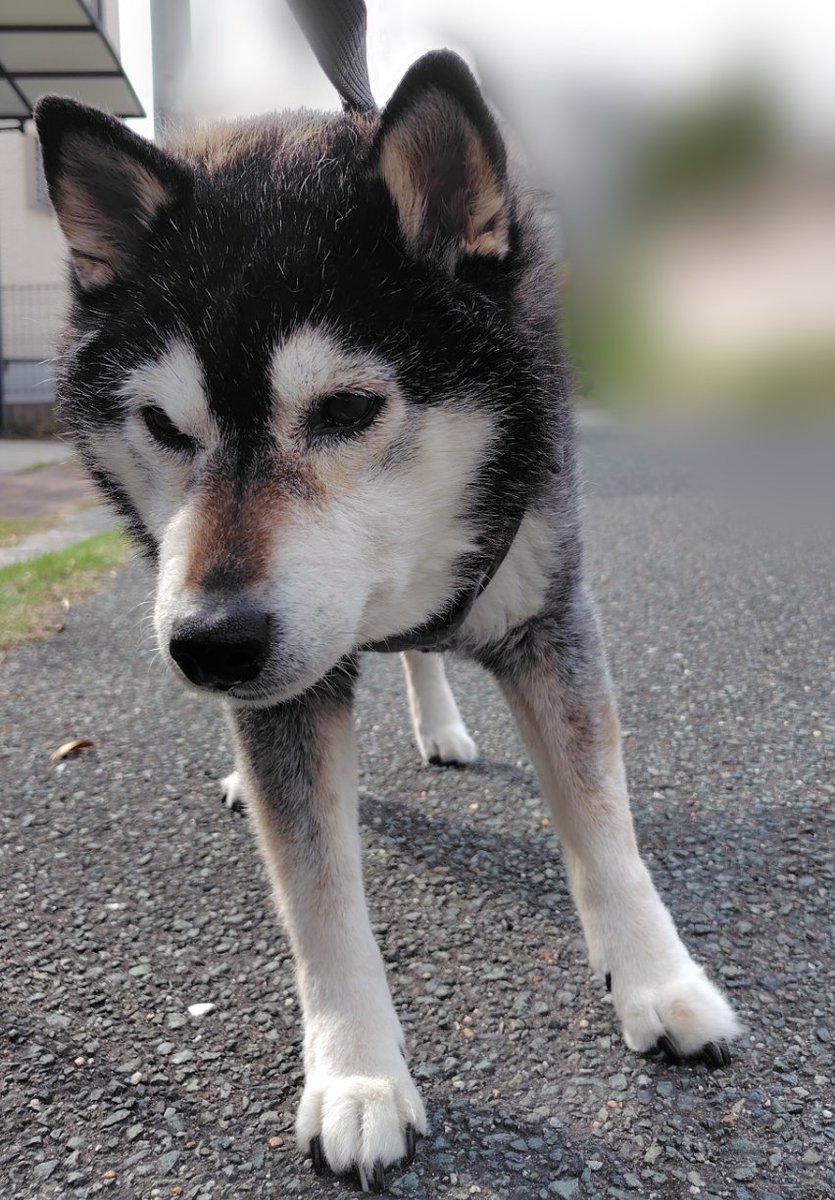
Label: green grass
xmin=0 ymin=517 xmax=50 ymax=548
xmin=16 ymin=459 xmax=59 ymax=475
xmin=0 ymin=530 xmax=130 ymax=648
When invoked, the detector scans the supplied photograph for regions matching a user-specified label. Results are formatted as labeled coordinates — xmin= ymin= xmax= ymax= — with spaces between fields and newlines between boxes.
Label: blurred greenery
xmin=628 ymin=81 xmax=779 ymax=217
xmin=561 ymin=81 xmax=835 ymax=424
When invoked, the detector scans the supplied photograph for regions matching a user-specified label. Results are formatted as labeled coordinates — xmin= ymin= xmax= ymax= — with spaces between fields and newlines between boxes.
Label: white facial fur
xmin=79 ymin=338 xmax=218 ymax=543
xmin=105 ymin=328 xmax=495 ymax=703
xmin=252 ymin=326 xmax=495 ymax=696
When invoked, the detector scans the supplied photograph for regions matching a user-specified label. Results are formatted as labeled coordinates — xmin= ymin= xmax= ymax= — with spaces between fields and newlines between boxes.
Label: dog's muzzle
xmin=169 ymin=606 xmax=270 ymax=691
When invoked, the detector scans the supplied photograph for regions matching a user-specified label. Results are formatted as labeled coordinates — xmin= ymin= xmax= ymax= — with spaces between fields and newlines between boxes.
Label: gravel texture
xmin=1 ymin=423 xmax=833 ymax=1200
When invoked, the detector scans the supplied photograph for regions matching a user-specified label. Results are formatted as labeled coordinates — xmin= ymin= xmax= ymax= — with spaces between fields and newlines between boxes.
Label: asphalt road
xmin=2 ymin=421 xmax=833 ymax=1200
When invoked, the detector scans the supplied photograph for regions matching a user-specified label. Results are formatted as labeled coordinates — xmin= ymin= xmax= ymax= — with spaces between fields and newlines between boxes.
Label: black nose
xmin=169 ymin=609 xmax=270 ymax=691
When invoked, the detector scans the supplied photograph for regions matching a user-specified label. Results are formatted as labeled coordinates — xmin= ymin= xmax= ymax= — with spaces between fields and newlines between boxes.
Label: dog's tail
xmin=286 ymin=0 xmax=377 ymax=113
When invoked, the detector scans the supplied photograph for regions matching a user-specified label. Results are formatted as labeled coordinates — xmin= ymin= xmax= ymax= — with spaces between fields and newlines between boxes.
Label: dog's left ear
xmin=371 ymin=50 xmax=510 ymax=267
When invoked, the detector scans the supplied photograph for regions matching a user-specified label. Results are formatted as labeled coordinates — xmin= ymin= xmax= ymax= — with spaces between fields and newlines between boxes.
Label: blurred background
xmin=1 ymin=0 xmax=833 ymax=433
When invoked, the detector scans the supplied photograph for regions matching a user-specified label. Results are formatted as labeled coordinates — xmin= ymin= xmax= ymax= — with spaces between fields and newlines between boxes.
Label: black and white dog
xmin=35 ymin=19 xmax=739 ymax=1191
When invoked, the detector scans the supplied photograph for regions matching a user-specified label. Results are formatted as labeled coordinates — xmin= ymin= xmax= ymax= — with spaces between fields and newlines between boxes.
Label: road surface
xmin=2 ymin=421 xmax=832 ymax=1199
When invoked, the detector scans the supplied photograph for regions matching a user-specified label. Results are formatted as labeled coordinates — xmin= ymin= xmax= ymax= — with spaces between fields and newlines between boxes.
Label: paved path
xmin=0 ymin=439 xmax=74 ymax=475
xmin=0 ymin=461 xmax=98 ymax=524
xmin=1 ymin=423 xmax=832 ymax=1200
xmin=0 ymin=439 xmax=111 ymax=567
xmin=0 ymin=505 xmax=115 ymax=569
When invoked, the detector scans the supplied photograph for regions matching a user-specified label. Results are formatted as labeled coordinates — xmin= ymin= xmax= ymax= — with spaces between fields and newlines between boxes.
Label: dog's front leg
xmin=229 ymin=670 xmax=425 ymax=1186
xmin=484 ymin=589 xmax=740 ymax=1064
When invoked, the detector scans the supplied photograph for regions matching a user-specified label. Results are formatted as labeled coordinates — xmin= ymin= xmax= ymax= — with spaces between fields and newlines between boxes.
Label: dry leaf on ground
xmin=50 ymin=738 xmax=96 ymax=762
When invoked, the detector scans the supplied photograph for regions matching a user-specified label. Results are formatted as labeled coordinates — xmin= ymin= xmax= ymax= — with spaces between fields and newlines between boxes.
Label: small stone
xmin=609 ymin=1073 xmax=627 ymax=1091
xmin=46 ymin=1013 xmax=69 ymax=1029
xmin=187 ymin=1002 xmax=215 ymax=1018
xmin=158 ymin=1150 xmax=180 ymax=1174
xmin=802 ymin=1150 xmax=821 ymax=1165
xmin=34 ymin=1161 xmax=58 ymax=1181
xmin=170 ymin=1049 xmax=194 ymax=1065
xmin=550 ymin=1181 xmax=580 ymax=1198
xmin=733 ymin=1164 xmax=756 ymax=1181
xmin=101 ymin=1109 xmax=130 ymax=1127
xmin=164 ymin=1106 xmax=185 ymax=1132
xmin=126 ymin=1124 xmax=144 ymax=1142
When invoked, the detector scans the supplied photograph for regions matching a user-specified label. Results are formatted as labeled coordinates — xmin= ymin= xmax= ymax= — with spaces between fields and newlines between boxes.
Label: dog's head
xmin=36 ymin=52 xmax=552 ymax=705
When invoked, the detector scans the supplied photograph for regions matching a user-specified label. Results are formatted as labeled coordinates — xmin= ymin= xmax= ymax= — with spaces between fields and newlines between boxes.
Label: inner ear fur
xmin=371 ymin=50 xmax=511 ymax=265
xmin=34 ymin=96 xmax=187 ymax=290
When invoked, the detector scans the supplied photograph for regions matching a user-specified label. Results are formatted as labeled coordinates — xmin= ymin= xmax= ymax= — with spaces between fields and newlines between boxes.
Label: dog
xmin=34 ymin=33 xmax=740 ymax=1193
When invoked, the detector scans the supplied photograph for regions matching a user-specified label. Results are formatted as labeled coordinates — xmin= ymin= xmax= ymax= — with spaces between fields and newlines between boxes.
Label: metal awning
xmin=0 ymin=0 xmax=144 ymax=128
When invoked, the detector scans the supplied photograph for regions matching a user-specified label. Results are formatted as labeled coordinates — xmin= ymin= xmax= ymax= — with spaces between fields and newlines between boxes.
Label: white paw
xmin=614 ymin=962 xmax=741 ymax=1060
xmin=219 ymin=770 xmax=246 ymax=813
xmin=417 ymin=721 xmax=478 ymax=766
xmin=296 ymin=1065 xmax=426 ymax=1183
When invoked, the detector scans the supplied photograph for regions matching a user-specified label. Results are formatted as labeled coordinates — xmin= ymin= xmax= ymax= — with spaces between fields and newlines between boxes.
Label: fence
xmin=1 ymin=282 xmax=67 ymax=433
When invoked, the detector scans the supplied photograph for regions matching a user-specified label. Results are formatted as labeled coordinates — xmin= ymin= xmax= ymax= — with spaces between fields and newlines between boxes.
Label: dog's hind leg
xmin=481 ymin=587 xmax=740 ymax=1066
xmin=401 ymin=650 xmax=477 ymax=766
xmin=219 ymin=769 xmax=246 ymax=813
xmin=228 ymin=662 xmax=425 ymax=1185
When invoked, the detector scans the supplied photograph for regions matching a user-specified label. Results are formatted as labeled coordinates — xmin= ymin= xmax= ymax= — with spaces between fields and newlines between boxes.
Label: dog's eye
xmin=141 ymin=406 xmax=197 ymax=454
xmin=310 ymin=392 xmax=383 ymax=437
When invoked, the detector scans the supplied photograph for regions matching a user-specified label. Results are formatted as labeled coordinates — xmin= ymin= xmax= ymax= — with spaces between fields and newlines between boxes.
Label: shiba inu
xmin=35 ymin=11 xmax=740 ymax=1191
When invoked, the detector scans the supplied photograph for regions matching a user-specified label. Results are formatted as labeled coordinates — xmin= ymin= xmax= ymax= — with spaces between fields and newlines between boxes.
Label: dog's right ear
xmin=34 ymin=96 xmax=189 ymax=290
xmin=370 ymin=51 xmax=510 ymax=269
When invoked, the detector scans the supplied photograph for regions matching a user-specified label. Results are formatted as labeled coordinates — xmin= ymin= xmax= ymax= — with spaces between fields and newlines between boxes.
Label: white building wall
xmin=0 ymin=132 xmax=69 ymax=293
xmin=0 ymin=0 xmax=122 ymax=378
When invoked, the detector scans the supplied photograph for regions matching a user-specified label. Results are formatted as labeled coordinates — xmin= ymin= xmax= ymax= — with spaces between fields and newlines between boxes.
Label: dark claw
xmin=427 ymin=755 xmax=465 ymax=769
xmin=309 ymin=1135 xmax=326 ymax=1177
xmin=605 ymin=972 xmax=612 ymax=994
xmin=220 ymin=791 xmax=245 ymax=815
xmin=370 ymin=1162 xmax=386 ymax=1193
xmin=702 ymin=1040 xmax=732 ymax=1069
xmin=404 ymin=1124 xmax=417 ymax=1165
xmin=655 ymin=1034 xmax=683 ymax=1065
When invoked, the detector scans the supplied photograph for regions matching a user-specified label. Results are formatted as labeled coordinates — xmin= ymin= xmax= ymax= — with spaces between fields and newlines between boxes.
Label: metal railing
xmin=0 ymin=282 xmax=67 ymax=421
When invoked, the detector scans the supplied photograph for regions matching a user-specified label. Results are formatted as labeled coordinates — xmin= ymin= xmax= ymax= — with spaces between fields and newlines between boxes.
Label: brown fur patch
xmin=670 ymin=999 xmax=695 ymax=1024
xmin=185 ymin=480 xmax=281 ymax=593
xmin=166 ymin=112 xmax=376 ymax=175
